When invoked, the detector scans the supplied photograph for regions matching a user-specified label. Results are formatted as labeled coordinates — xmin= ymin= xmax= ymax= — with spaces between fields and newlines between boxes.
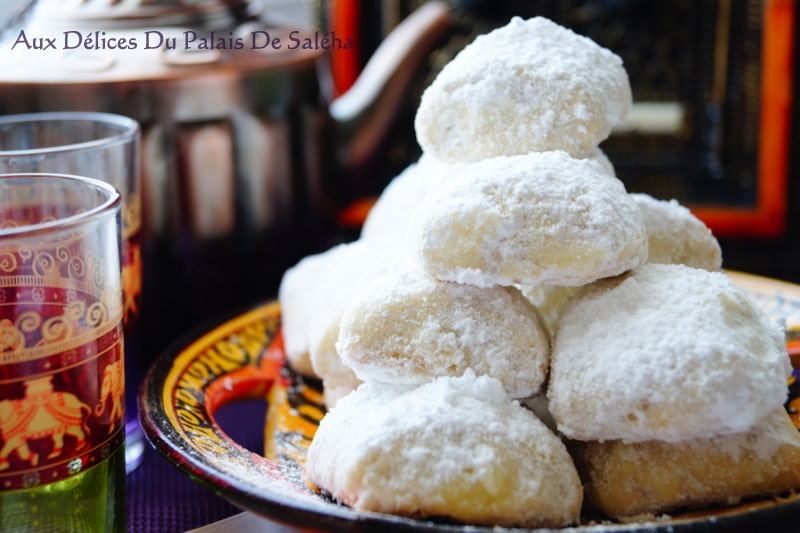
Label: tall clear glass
xmin=0 ymin=173 xmax=126 ymax=532
xmin=0 ymin=112 xmax=144 ymax=472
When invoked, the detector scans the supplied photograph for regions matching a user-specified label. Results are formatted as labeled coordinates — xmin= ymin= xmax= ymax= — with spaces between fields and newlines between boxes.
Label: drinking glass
xmin=0 ymin=173 xmax=125 ymax=532
xmin=0 ymin=112 xmax=143 ymax=472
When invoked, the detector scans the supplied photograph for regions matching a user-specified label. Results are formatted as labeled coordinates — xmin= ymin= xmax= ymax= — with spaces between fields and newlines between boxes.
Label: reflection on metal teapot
xmin=0 ymin=0 xmax=453 ymax=357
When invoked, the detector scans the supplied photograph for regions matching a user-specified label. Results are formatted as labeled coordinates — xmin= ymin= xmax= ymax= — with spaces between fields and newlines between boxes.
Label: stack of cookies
xmin=277 ymin=16 xmax=800 ymax=528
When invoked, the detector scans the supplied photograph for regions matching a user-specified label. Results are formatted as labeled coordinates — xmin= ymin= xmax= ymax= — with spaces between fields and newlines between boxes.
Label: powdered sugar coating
xmin=574 ymin=409 xmax=800 ymax=518
xmin=360 ymin=154 xmax=454 ymax=245
xmin=548 ymin=264 xmax=791 ymax=442
xmin=409 ymin=151 xmax=648 ymax=287
xmin=360 ymin=150 xmax=612 ymax=253
xmin=337 ymin=268 xmax=550 ymax=398
xmin=306 ymin=371 xmax=583 ymax=528
xmin=278 ymin=252 xmax=327 ymax=377
xmin=582 ymin=146 xmax=616 ymax=177
xmin=414 ymin=16 xmax=632 ymax=162
xmin=517 ymin=283 xmax=580 ymax=336
xmin=278 ymin=240 xmax=403 ymax=381
xmin=632 ymin=193 xmax=722 ymax=271
xmin=517 ymin=193 xmax=720 ymax=337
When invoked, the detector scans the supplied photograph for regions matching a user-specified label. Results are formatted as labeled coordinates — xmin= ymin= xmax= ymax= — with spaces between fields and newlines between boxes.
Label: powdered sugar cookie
xmin=410 ymin=151 xmax=648 ymax=288
xmin=548 ymin=263 xmax=791 ymax=443
xmin=517 ymin=192 xmax=720 ymax=336
xmin=278 ymin=240 xmax=398 ymax=381
xmin=632 ymin=193 xmax=722 ymax=271
xmin=517 ymin=283 xmax=580 ymax=336
xmin=582 ymin=146 xmax=616 ymax=177
xmin=415 ymin=16 xmax=632 ymax=162
xmin=306 ymin=372 xmax=582 ymax=528
xmin=310 ymin=321 xmax=363 ymax=409
xmin=572 ymin=409 xmax=800 ymax=518
xmin=337 ymin=268 xmax=550 ymax=398
xmin=360 ymin=154 xmax=452 ymax=245
xmin=278 ymin=255 xmax=324 ymax=377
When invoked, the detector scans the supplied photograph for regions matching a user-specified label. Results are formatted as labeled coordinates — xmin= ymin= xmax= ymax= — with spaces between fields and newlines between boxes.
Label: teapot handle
xmin=330 ymin=1 xmax=452 ymax=176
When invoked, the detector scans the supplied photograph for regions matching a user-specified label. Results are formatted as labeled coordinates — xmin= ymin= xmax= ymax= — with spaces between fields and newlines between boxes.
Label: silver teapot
xmin=0 ymin=0 xmax=451 ymax=352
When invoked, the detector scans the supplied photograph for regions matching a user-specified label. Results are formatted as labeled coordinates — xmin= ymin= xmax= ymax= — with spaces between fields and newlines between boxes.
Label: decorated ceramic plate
xmin=139 ymin=270 xmax=800 ymax=532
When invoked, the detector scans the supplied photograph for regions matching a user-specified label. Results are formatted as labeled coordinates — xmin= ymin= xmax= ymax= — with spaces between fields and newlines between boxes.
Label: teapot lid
xmin=30 ymin=0 xmax=259 ymax=30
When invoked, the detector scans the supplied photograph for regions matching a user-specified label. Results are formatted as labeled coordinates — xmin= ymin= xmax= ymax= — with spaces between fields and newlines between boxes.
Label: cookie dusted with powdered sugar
xmin=362 ymin=150 xmax=611 ymax=253
xmin=306 ymin=372 xmax=582 ymax=528
xmin=360 ymin=154 xmax=453 ymax=245
xmin=582 ymin=146 xmax=616 ymax=177
xmin=632 ymin=193 xmax=722 ymax=271
xmin=409 ymin=151 xmax=647 ymax=288
xmin=337 ymin=268 xmax=550 ymax=399
xmin=517 ymin=192 xmax=720 ymax=336
xmin=572 ymin=409 xmax=800 ymax=519
xmin=548 ymin=263 xmax=791 ymax=443
xmin=517 ymin=283 xmax=580 ymax=336
xmin=278 ymin=253 xmax=325 ymax=377
xmin=278 ymin=240 xmax=400 ymax=386
xmin=414 ymin=16 xmax=632 ymax=163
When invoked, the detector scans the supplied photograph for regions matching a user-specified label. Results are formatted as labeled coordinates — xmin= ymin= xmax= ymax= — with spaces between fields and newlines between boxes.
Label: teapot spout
xmin=330 ymin=1 xmax=452 ymax=180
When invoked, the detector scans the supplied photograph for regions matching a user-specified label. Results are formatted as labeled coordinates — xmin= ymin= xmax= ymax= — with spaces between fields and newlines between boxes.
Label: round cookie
xmin=582 ymin=146 xmax=616 ymax=177
xmin=360 ymin=153 xmax=452 ymax=245
xmin=414 ymin=16 xmax=632 ymax=162
xmin=572 ymin=409 xmax=800 ymax=518
xmin=310 ymin=317 xmax=363 ymax=409
xmin=409 ymin=151 xmax=648 ymax=288
xmin=306 ymin=372 xmax=583 ymax=528
xmin=632 ymin=193 xmax=722 ymax=271
xmin=548 ymin=263 xmax=791 ymax=443
xmin=278 ymin=240 xmax=398 ymax=380
xmin=337 ymin=268 xmax=550 ymax=399
xmin=517 ymin=192 xmax=720 ymax=336
xmin=278 ymin=252 xmax=326 ymax=377
xmin=517 ymin=283 xmax=580 ymax=336
xmin=518 ymin=192 xmax=720 ymax=336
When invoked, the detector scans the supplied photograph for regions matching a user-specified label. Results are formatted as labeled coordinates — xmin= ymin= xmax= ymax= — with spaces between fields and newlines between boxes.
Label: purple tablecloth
xmin=127 ymin=399 xmax=266 ymax=532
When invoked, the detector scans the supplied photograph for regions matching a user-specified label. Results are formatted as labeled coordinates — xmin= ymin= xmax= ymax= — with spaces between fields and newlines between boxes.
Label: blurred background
xmin=295 ymin=0 xmax=799 ymax=283
xmin=1 ymin=0 xmax=796 ymax=357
